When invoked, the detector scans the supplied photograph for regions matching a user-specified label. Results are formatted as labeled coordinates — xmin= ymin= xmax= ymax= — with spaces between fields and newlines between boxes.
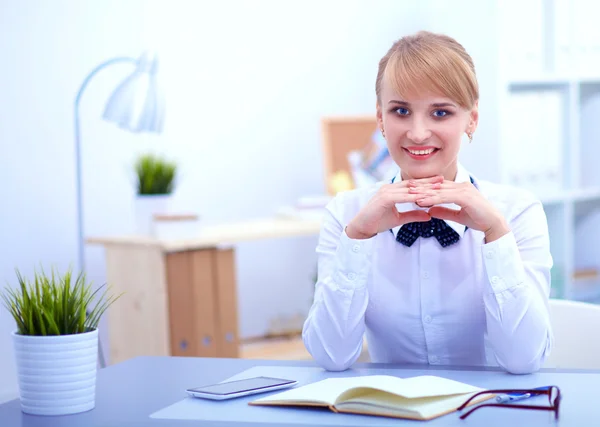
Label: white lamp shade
xmin=102 ymin=52 xmax=165 ymax=133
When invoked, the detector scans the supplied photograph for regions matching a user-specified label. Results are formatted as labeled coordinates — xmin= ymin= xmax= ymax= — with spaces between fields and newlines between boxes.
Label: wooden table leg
xmin=105 ymin=244 xmax=171 ymax=365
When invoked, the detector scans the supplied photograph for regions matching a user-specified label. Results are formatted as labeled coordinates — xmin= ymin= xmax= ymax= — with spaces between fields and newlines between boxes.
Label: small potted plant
xmin=133 ymin=153 xmax=177 ymax=235
xmin=1 ymin=267 xmax=120 ymax=416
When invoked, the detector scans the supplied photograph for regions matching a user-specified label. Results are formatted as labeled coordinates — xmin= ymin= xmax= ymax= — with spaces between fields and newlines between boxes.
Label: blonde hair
xmin=375 ymin=31 xmax=479 ymax=109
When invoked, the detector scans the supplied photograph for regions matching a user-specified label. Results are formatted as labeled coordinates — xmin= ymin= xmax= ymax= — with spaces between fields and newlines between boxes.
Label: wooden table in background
xmin=87 ymin=217 xmax=322 ymax=365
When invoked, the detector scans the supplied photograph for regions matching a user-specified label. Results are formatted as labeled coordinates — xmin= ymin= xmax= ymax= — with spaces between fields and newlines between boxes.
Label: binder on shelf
xmin=502 ymin=90 xmax=564 ymax=199
xmin=571 ymin=0 xmax=600 ymax=77
xmin=213 ymin=248 xmax=240 ymax=358
xmin=166 ymin=250 xmax=219 ymax=357
xmin=165 ymin=248 xmax=240 ymax=358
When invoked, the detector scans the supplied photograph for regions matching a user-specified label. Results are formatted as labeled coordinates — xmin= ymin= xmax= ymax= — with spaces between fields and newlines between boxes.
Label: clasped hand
xmin=346 ymin=176 xmax=510 ymax=242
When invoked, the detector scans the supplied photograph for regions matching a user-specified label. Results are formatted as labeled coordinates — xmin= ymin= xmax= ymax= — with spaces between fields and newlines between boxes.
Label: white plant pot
xmin=134 ymin=194 xmax=171 ymax=236
xmin=12 ymin=329 xmax=98 ymax=416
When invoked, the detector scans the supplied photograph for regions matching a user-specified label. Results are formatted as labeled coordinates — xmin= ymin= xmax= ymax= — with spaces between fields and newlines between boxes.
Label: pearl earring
xmin=467 ymin=132 xmax=473 ymax=143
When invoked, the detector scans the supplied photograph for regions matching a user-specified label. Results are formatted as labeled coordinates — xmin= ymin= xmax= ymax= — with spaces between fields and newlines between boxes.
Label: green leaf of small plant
xmin=135 ymin=153 xmax=177 ymax=195
xmin=0 ymin=266 xmax=122 ymax=336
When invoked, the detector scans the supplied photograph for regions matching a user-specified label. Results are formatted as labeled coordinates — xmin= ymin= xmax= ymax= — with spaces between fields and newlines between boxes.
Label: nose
xmin=406 ymin=118 xmax=432 ymax=143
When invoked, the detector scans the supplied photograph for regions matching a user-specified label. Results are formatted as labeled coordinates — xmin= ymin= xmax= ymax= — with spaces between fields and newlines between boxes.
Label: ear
xmin=376 ymin=103 xmax=384 ymax=130
xmin=468 ymin=100 xmax=479 ymax=133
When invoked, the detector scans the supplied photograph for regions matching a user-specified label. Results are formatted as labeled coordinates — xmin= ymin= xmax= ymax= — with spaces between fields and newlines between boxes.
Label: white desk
xmin=1 ymin=356 xmax=595 ymax=426
xmin=87 ymin=217 xmax=322 ymax=365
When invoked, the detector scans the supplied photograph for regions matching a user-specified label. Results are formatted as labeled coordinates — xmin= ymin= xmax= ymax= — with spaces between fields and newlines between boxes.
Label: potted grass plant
xmin=133 ymin=153 xmax=177 ymax=235
xmin=1 ymin=267 xmax=120 ymax=416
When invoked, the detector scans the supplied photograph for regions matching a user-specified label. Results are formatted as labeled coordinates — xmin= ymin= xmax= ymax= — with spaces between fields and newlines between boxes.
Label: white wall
xmin=0 ymin=0 xmax=499 ymax=399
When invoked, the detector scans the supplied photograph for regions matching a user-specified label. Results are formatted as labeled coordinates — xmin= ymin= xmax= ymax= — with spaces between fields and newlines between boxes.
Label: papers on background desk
xmin=275 ymin=195 xmax=332 ymax=221
xmin=276 ymin=206 xmax=326 ymax=221
xmin=346 ymin=130 xmax=398 ymax=191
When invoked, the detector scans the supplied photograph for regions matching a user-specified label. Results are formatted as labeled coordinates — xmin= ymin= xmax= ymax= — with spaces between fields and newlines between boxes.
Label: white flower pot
xmin=12 ymin=329 xmax=98 ymax=416
xmin=134 ymin=194 xmax=171 ymax=236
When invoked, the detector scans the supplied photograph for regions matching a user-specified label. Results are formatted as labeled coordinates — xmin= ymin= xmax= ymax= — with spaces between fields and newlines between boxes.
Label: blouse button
xmin=348 ymin=272 xmax=357 ymax=281
xmin=352 ymin=244 xmax=361 ymax=253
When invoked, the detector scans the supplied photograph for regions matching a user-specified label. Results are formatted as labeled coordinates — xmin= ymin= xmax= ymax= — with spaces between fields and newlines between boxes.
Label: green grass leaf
xmin=0 ymin=266 xmax=122 ymax=336
xmin=135 ymin=153 xmax=177 ymax=195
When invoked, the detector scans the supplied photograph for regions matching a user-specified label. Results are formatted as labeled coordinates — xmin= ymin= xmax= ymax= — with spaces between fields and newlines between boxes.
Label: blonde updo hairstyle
xmin=375 ymin=31 xmax=479 ymax=110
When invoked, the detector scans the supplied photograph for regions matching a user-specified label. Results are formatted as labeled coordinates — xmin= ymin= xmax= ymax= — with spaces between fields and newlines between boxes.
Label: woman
xmin=302 ymin=31 xmax=553 ymax=374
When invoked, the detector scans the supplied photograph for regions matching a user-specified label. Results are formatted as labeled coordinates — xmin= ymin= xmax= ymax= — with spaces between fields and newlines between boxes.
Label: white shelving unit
xmin=422 ymin=0 xmax=600 ymax=302
xmin=496 ymin=0 xmax=600 ymax=302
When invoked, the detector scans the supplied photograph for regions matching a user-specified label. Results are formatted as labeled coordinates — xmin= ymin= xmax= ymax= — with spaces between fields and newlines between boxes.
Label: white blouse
xmin=302 ymin=163 xmax=554 ymax=374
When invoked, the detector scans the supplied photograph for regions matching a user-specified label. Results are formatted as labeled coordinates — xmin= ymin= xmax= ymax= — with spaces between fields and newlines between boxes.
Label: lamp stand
xmin=74 ymin=56 xmax=137 ymax=369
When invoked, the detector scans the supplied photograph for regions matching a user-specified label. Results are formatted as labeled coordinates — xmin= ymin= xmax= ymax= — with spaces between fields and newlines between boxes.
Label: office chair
xmin=545 ymin=298 xmax=600 ymax=369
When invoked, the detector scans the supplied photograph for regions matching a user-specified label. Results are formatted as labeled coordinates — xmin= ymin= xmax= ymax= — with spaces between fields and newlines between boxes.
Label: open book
xmin=249 ymin=374 xmax=493 ymax=421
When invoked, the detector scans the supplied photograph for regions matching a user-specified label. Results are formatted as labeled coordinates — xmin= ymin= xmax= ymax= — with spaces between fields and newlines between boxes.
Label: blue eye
xmin=395 ymin=107 xmax=409 ymax=116
xmin=432 ymin=109 xmax=450 ymax=118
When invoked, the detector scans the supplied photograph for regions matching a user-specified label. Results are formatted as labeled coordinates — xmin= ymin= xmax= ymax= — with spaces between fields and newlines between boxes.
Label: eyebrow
xmin=388 ymin=100 xmax=457 ymax=108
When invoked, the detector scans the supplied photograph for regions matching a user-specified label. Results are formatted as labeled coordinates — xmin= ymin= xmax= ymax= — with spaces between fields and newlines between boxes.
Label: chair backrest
xmin=544 ymin=299 xmax=600 ymax=369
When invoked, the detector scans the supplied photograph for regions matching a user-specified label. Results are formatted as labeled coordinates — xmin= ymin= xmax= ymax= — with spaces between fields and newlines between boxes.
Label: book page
xmin=334 ymin=375 xmax=483 ymax=403
xmin=251 ymin=375 xmax=406 ymax=406
xmin=335 ymin=390 xmax=483 ymax=420
xmin=252 ymin=375 xmax=483 ymax=409
xmin=391 ymin=375 xmax=483 ymax=398
xmin=250 ymin=377 xmax=364 ymax=406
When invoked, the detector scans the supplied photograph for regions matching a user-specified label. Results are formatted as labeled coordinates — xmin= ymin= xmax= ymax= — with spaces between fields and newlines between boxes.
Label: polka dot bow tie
xmin=395 ymin=218 xmax=461 ymax=248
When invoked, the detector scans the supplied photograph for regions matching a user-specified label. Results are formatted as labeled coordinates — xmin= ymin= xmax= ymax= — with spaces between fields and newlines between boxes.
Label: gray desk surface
xmin=0 ymin=356 xmax=599 ymax=427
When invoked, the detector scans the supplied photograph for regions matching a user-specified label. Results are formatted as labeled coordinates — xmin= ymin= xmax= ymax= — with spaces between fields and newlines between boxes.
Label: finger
xmin=412 ymin=181 xmax=470 ymax=191
xmin=389 ymin=176 xmax=443 ymax=189
xmin=391 ymin=193 xmax=424 ymax=204
xmin=416 ymin=194 xmax=444 ymax=207
xmin=428 ymin=206 xmax=462 ymax=222
xmin=416 ymin=188 xmax=466 ymax=207
xmin=397 ymin=210 xmax=431 ymax=224
xmin=408 ymin=183 xmax=442 ymax=193
xmin=384 ymin=181 xmax=413 ymax=190
xmin=381 ymin=188 xmax=426 ymax=204
xmin=406 ymin=176 xmax=444 ymax=187
xmin=439 ymin=181 xmax=468 ymax=189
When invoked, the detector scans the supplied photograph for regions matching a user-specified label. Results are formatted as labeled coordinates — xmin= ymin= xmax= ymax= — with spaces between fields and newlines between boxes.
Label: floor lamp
xmin=74 ymin=51 xmax=165 ymax=368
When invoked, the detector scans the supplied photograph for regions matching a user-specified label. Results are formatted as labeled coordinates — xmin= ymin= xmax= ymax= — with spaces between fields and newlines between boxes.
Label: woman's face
xmin=377 ymin=79 xmax=478 ymax=181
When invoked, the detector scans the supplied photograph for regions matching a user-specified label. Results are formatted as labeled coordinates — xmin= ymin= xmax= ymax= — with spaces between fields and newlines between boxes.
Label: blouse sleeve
xmin=301 ymin=195 xmax=375 ymax=371
xmin=481 ymin=197 xmax=554 ymax=374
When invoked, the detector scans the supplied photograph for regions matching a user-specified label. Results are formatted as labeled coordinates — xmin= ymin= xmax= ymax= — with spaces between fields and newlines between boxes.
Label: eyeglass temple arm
xmin=457 ymin=388 xmax=551 ymax=411
xmin=459 ymin=403 xmax=558 ymax=420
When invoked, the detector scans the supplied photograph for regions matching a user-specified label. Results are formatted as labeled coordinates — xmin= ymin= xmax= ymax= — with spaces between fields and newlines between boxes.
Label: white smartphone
xmin=186 ymin=376 xmax=298 ymax=400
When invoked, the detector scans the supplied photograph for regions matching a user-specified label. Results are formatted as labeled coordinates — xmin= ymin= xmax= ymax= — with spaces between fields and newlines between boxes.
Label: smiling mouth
xmin=403 ymin=147 xmax=439 ymax=156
